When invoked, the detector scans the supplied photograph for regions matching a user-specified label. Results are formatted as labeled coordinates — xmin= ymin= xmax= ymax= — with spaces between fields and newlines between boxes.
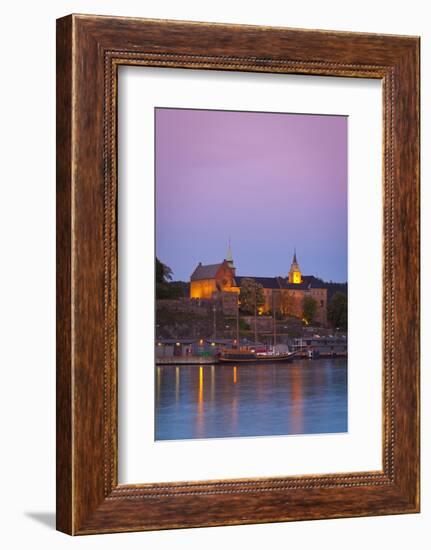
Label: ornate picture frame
xmin=56 ymin=14 xmax=420 ymax=534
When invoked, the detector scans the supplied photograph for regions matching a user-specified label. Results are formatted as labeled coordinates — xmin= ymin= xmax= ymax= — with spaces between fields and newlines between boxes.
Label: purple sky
xmin=155 ymin=108 xmax=347 ymax=283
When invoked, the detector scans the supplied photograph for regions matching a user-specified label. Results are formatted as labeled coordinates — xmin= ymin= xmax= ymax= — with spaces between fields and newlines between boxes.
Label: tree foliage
xmin=302 ymin=295 xmax=317 ymax=325
xmin=156 ymin=257 xmax=173 ymax=284
xmin=327 ymin=292 xmax=348 ymax=330
xmin=156 ymin=258 xmax=183 ymax=299
xmin=281 ymin=292 xmax=296 ymax=317
xmin=239 ymin=278 xmax=265 ymax=314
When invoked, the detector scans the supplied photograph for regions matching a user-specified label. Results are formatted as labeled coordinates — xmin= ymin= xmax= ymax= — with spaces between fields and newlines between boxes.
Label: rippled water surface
xmin=155 ymin=358 xmax=347 ymax=440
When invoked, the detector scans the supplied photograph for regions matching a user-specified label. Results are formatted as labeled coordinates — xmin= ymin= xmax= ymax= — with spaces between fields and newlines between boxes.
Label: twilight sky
xmin=155 ymin=108 xmax=347 ymax=283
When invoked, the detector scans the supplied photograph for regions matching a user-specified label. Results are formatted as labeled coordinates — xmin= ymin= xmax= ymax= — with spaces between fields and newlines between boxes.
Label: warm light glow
xmin=190 ymin=279 xmax=216 ymax=299
xmin=293 ymin=271 xmax=302 ymax=284
xmin=157 ymin=342 xmax=162 ymax=346
xmin=211 ymin=342 xmax=216 ymax=347
xmin=175 ymin=342 xmax=180 ymax=346
xmin=175 ymin=366 xmax=180 ymax=402
xmin=156 ymin=367 xmax=161 ymax=402
xmin=191 ymin=277 xmax=240 ymax=299
xmin=233 ymin=366 xmax=237 ymax=384
xmin=199 ymin=339 xmax=204 ymax=345
xmin=195 ymin=366 xmax=205 ymax=438
xmin=199 ymin=367 xmax=204 ymax=402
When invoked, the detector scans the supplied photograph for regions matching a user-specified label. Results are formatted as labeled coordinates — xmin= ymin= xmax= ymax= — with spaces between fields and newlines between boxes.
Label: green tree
xmin=239 ymin=278 xmax=265 ymax=314
xmin=327 ymin=292 xmax=348 ymax=330
xmin=156 ymin=257 xmax=173 ymax=284
xmin=302 ymin=296 xmax=317 ymax=325
xmin=156 ymin=258 xmax=183 ymax=299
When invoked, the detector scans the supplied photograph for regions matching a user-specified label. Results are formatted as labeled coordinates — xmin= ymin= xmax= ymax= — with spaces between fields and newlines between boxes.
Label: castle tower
xmin=226 ymin=238 xmax=235 ymax=271
xmin=288 ymin=249 xmax=302 ymax=284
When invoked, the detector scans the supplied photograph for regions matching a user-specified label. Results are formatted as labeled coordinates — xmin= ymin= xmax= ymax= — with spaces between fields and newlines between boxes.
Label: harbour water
xmin=155 ymin=358 xmax=347 ymax=440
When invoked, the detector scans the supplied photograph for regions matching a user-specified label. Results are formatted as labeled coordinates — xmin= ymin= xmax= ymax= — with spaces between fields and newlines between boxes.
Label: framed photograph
xmin=56 ymin=14 xmax=420 ymax=534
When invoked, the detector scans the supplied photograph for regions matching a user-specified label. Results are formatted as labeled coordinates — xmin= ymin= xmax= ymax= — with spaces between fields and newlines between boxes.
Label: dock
xmin=156 ymin=356 xmax=217 ymax=366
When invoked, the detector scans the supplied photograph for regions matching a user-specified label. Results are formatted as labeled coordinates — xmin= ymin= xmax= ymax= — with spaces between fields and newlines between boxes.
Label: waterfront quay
xmin=155 ymin=333 xmax=347 ymax=365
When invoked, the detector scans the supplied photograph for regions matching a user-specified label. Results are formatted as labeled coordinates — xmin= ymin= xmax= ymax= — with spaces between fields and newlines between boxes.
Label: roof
xmin=190 ymin=260 xmax=328 ymax=290
xmin=233 ymin=275 xmax=325 ymax=290
xmin=278 ymin=280 xmax=309 ymax=290
xmin=302 ymin=275 xmax=326 ymax=288
xmin=157 ymin=338 xmax=196 ymax=345
xmin=234 ymin=276 xmax=281 ymax=289
xmin=190 ymin=262 xmax=223 ymax=281
xmin=278 ymin=275 xmax=326 ymax=290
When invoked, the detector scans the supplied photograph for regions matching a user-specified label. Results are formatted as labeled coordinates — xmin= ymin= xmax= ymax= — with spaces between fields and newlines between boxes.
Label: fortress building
xmin=190 ymin=246 xmax=327 ymax=325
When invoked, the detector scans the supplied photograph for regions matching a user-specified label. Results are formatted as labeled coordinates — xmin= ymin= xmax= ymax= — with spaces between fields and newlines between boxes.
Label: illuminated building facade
xmin=190 ymin=247 xmax=328 ymax=325
xmin=190 ymin=260 xmax=239 ymax=299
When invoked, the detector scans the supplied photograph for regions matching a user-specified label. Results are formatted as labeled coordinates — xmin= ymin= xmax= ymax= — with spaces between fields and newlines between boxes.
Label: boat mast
xmin=272 ymin=291 xmax=276 ymax=350
xmin=236 ymin=297 xmax=240 ymax=348
xmin=254 ymin=285 xmax=258 ymax=346
xmin=212 ymin=303 xmax=217 ymax=341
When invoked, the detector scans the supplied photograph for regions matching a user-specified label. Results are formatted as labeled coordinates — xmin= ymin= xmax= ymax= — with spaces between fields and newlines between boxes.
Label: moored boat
xmin=218 ymin=349 xmax=299 ymax=363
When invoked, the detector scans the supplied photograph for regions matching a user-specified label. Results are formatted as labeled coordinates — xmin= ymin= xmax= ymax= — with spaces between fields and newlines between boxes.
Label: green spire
xmin=226 ymin=238 xmax=234 ymax=269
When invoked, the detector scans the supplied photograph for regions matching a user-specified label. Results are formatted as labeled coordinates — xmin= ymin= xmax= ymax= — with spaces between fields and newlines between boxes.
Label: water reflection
xmin=196 ymin=366 xmax=205 ymax=438
xmin=155 ymin=358 xmax=347 ymax=441
xmin=175 ymin=366 xmax=180 ymax=403
xmin=290 ymin=369 xmax=304 ymax=434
